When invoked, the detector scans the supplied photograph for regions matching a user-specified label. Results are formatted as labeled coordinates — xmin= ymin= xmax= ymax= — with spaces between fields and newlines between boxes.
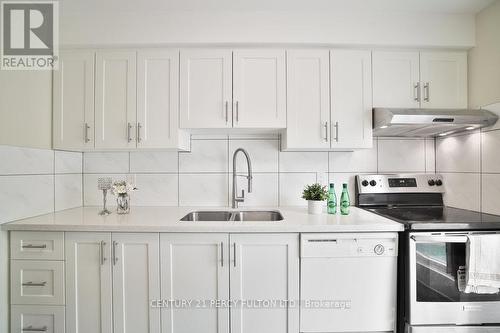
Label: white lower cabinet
xmin=230 ymin=234 xmax=299 ymax=333
xmin=160 ymin=233 xmax=230 ymax=333
xmin=160 ymin=233 xmax=299 ymax=333
xmin=11 ymin=305 xmax=65 ymax=333
xmin=112 ymin=233 xmax=160 ymax=333
xmin=65 ymin=232 xmax=160 ymax=333
xmin=11 ymin=260 xmax=65 ymax=305
xmin=65 ymin=232 xmax=113 ymax=333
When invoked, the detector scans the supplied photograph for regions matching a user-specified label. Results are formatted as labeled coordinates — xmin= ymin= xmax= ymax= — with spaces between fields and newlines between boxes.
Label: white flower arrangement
xmin=111 ymin=180 xmax=137 ymax=196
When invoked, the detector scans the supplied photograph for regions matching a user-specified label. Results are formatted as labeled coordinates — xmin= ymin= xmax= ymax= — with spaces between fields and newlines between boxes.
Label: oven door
xmin=408 ymin=231 xmax=500 ymax=325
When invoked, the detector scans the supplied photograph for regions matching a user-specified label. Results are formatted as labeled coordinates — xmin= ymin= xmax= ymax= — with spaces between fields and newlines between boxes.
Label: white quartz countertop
xmin=2 ymin=206 xmax=403 ymax=233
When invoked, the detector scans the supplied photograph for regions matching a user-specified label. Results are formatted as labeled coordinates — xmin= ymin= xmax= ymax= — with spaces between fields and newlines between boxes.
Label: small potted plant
xmin=111 ymin=180 xmax=137 ymax=214
xmin=302 ymin=183 xmax=328 ymax=215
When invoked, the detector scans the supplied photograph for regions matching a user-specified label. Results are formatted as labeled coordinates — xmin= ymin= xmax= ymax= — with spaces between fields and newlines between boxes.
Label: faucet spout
xmin=232 ymin=148 xmax=253 ymax=208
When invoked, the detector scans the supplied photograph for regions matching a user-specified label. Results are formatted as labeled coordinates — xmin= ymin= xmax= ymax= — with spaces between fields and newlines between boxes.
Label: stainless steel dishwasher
xmin=300 ymin=233 xmax=398 ymax=333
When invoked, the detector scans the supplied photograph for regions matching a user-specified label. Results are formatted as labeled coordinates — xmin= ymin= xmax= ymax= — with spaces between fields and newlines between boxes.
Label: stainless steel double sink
xmin=180 ymin=210 xmax=284 ymax=222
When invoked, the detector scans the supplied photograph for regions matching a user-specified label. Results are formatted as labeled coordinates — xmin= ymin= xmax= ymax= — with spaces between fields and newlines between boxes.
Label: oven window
xmin=416 ymin=242 xmax=500 ymax=302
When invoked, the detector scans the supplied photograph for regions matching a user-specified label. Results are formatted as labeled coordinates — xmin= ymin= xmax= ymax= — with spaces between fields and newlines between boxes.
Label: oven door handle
xmin=410 ymin=235 xmax=469 ymax=243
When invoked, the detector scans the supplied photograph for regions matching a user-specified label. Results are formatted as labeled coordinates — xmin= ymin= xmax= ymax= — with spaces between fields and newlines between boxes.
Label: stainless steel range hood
xmin=373 ymin=108 xmax=498 ymax=137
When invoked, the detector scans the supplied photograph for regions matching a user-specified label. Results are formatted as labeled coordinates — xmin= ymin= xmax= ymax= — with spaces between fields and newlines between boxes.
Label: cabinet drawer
xmin=11 ymin=232 xmax=64 ymax=260
xmin=11 ymin=260 xmax=65 ymax=305
xmin=11 ymin=305 xmax=65 ymax=333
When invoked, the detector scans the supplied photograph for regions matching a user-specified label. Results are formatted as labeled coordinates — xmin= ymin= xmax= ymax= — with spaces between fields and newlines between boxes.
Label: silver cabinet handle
xmin=225 ymin=101 xmax=229 ymax=123
xmin=22 ymin=282 xmax=47 ymax=287
xmin=22 ymin=326 xmax=47 ymax=332
xmin=21 ymin=244 xmax=47 ymax=249
xmin=424 ymin=82 xmax=430 ymax=102
xmin=332 ymin=121 xmax=339 ymax=142
xmin=414 ymin=82 xmax=420 ymax=102
xmin=220 ymin=242 xmax=224 ymax=267
xmin=112 ymin=241 xmax=118 ymax=265
xmin=137 ymin=123 xmax=142 ymax=143
xmin=323 ymin=122 xmax=328 ymax=142
xmin=127 ymin=123 xmax=133 ymax=142
xmin=100 ymin=241 xmax=106 ymax=265
xmin=233 ymin=243 xmax=237 ymax=267
xmin=84 ymin=123 xmax=91 ymax=143
xmin=235 ymin=101 xmax=239 ymax=123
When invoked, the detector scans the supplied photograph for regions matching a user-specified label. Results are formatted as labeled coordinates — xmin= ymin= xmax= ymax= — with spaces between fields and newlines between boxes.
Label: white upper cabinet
xmin=230 ymin=234 xmax=299 ymax=333
xmin=95 ymin=50 xmax=137 ymax=149
xmin=160 ymin=233 xmax=230 ymax=333
xmin=180 ymin=49 xmax=233 ymax=128
xmin=112 ymin=233 xmax=160 ymax=333
xmin=233 ymin=50 xmax=286 ymax=128
xmin=284 ymin=50 xmax=330 ymax=149
xmin=53 ymin=50 xmax=95 ymax=150
xmin=373 ymin=50 xmax=467 ymax=109
xmin=330 ymin=49 xmax=373 ymax=149
xmin=137 ymin=50 xmax=189 ymax=150
xmin=372 ymin=51 xmax=420 ymax=108
xmin=420 ymin=51 xmax=468 ymax=109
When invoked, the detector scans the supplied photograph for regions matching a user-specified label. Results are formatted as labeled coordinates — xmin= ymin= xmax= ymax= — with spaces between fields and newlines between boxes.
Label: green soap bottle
xmin=340 ymin=183 xmax=350 ymax=215
xmin=327 ymin=183 xmax=337 ymax=214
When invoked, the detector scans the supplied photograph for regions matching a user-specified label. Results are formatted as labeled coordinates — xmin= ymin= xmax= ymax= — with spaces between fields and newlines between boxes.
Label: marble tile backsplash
xmin=436 ymin=101 xmax=500 ymax=215
xmin=0 ymin=146 xmax=83 ymax=224
xmin=82 ymin=136 xmax=436 ymax=208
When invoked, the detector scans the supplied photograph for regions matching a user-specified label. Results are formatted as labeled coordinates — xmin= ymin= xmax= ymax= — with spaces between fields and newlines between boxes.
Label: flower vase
xmin=116 ymin=193 xmax=130 ymax=214
xmin=307 ymin=200 xmax=323 ymax=215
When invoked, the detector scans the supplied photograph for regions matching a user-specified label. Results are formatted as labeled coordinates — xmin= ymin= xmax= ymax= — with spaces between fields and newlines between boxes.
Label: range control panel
xmin=356 ymin=174 xmax=445 ymax=194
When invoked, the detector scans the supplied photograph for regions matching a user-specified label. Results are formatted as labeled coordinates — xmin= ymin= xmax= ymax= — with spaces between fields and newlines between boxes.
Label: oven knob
xmin=361 ymin=180 xmax=369 ymax=187
xmin=369 ymin=180 xmax=377 ymax=187
xmin=428 ymin=179 xmax=435 ymax=186
xmin=374 ymin=244 xmax=385 ymax=255
xmin=436 ymin=179 xmax=443 ymax=186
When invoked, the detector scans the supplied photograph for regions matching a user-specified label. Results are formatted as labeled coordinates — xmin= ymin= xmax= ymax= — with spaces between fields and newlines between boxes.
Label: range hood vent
xmin=373 ymin=108 xmax=498 ymax=138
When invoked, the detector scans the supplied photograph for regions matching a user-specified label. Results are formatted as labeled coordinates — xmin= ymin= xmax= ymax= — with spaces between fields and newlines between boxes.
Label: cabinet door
xmin=137 ymin=50 xmax=184 ymax=149
xmin=180 ymin=49 xmax=232 ymax=128
xmin=284 ymin=50 xmax=330 ymax=149
xmin=65 ymin=233 xmax=112 ymax=333
xmin=53 ymin=50 xmax=95 ymax=150
xmin=233 ymin=49 xmax=286 ymax=128
xmin=112 ymin=233 xmax=160 ymax=333
xmin=95 ymin=50 xmax=137 ymax=149
xmin=330 ymin=50 xmax=373 ymax=149
xmin=161 ymin=233 xmax=229 ymax=333
xmin=372 ymin=51 xmax=420 ymax=108
xmin=230 ymin=234 xmax=299 ymax=333
xmin=420 ymin=51 xmax=467 ymax=109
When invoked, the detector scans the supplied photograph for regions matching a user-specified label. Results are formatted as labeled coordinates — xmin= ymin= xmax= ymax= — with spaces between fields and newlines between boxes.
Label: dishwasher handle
xmin=301 ymin=233 xmax=398 ymax=258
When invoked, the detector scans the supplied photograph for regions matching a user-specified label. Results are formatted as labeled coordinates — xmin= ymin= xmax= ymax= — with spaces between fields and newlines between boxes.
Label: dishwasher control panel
xmin=300 ymin=233 xmax=398 ymax=258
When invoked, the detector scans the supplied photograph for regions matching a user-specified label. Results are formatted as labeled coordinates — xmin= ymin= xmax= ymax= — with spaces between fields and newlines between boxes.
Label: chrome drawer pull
xmin=22 ymin=326 xmax=47 ymax=332
xmin=22 ymin=244 xmax=47 ymax=249
xmin=22 ymin=281 xmax=47 ymax=287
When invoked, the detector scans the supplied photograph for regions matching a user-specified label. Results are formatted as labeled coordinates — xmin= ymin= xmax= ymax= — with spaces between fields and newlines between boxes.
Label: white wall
xmin=60 ymin=10 xmax=475 ymax=48
xmin=0 ymin=71 xmax=52 ymax=149
xmin=469 ymin=0 xmax=500 ymax=108
xmin=82 ymin=135 xmax=436 ymax=207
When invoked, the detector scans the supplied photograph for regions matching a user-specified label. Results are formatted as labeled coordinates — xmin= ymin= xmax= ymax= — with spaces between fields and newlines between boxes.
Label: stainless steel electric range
xmin=355 ymin=174 xmax=500 ymax=333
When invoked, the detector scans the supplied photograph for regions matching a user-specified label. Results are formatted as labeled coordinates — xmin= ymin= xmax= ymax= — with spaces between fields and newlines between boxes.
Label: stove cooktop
xmin=366 ymin=206 xmax=500 ymax=230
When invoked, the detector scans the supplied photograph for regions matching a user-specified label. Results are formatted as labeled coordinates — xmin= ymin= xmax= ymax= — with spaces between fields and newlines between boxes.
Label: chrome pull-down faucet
xmin=232 ymin=148 xmax=253 ymax=209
